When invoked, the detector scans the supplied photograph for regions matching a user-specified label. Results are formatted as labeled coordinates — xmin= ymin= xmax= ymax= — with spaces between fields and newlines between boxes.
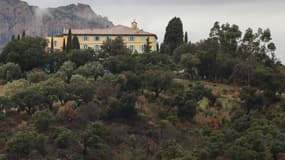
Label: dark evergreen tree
xmin=66 ymin=28 xmax=72 ymax=52
xmin=72 ymin=35 xmax=80 ymax=49
xmin=160 ymin=43 xmax=165 ymax=53
xmin=184 ymin=31 xmax=188 ymax=43
xmin=163 ymin=17 xmax=184 ymax=54
xmin=51 ymin=36 xmax=54 ymax=53
xmin=100 ymin=36 xmax=129 ymax=57
xmin=17 ymin=34 xmax=20 ymax=40
xmin=156 ymin=42 xmax=160 ymax=52
xmin=11 ymin=35 xmax=15 ymax=41
xmin=62 ymin=38 xmax=66 ymax=52
xmin=22 ymin=30 xmax=26 ymax=39
xmin=144 ymin=37 xmax=151 ymax=53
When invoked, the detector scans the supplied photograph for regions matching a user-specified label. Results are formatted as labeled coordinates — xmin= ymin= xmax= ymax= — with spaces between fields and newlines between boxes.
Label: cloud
xmin=26 ymin=0 xmax=285 ymax=7
xmin=89 ymin=0 xmax=285 ymax=6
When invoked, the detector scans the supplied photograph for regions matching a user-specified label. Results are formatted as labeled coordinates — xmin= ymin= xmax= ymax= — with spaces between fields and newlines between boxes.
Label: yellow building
xmin=47 ymin=21 xmax=157 ymax=53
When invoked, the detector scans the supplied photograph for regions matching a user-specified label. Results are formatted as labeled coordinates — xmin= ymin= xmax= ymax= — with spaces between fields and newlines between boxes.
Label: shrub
xmin=155 ymin=140 xmax=187 ymax=160
xmin=102 ymin=94 xmax=138 ymax=120
xmin=53 ymin=127 xmax=73 ymax=149
xmin=81 ymin=122 xmax=113 ymax=159
xmin=32 ymin=110 xmax=55 ymax=132
xmin=0 ymin=113 xmax=5 ymax=120
xmin=6 ymin=131 xmax=46 ymax=159
xmin=26 ymin=69 xmax=48 ymax=83
xmin=0 ymin=62 xmax=22 ymax=82
xmin=177 ymin=100 xmax=197 ymax=121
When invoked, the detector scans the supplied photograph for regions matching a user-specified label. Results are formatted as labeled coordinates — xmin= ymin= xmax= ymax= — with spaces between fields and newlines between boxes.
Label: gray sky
xmin=26 ymin=0 xmax=285 ymax=62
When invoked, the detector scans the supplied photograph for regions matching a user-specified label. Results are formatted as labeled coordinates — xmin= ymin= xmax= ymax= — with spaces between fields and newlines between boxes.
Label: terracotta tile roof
xmin=63 ymin=25 xmax=157 ymax=38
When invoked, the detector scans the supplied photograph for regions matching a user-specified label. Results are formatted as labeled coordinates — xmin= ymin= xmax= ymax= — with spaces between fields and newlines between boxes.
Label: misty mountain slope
xmin=0 ymin=0 xmax=113 ymax=50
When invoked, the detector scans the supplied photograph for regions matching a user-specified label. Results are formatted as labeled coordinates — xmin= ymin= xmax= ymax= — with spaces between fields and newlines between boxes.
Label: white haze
xmin=25 ymin=0 xmax=285 ymax=63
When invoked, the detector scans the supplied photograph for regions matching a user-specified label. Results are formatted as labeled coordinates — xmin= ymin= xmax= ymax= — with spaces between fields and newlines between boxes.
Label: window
xmin=83 ymin=44 xmax=89 ymax=49
xmin=94 ymin=36 xmax=100 ymax=41
xmin=53 ymin=41 xmax=58 ymax=47
xmin=82 ymin=36 xmax=89 ymax=41
xmin=128 ymin=36 xmax=135 ymax=41
xmin=141 ymin=36 xmax=146 ymax=42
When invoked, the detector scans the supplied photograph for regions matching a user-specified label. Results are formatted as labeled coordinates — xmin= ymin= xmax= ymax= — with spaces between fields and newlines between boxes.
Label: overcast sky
xmin=25 ymin=0 xmax=285 ymax=62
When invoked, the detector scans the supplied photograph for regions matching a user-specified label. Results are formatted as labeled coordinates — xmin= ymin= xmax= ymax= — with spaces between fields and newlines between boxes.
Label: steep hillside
xmin=0 ymin=0 xmax=113 ymax=50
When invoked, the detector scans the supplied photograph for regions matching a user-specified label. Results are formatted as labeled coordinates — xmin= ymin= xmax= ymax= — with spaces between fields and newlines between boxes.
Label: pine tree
xmin=160 ymin=43 xmax=165 ymax=53
xmin=11 ymin=35 xmax=15 ymax=41
xmin=51 ymin=36 xmax=54 ymax=53
xmin=163 ymin=17 xmax=184 ymax=54
xmin=72 ymin=35 xmax=80 ymax=49
xmin=17 ymin=34 xmax=20 ymax=40
xmin=62 ymin=38 xmax=66 ymax=52
xmin=156 ymin=42 xmax=160 ymax=52
xmin=184 ymin=31 xmax=188 ymax=43
xmin=22 ymin=30 xmax=26 ymax=39
xmin=66 ymin=28 xmax=72 ymax=52
xmin=144 ymin=37 xmax=151 ymax=53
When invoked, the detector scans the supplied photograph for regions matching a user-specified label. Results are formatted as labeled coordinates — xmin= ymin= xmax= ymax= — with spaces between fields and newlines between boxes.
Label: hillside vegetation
xmin=0 ymin=17 xmax=285 ymax=160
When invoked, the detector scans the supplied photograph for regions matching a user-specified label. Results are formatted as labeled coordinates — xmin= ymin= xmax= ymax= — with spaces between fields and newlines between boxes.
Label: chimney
xmin=131 ymin=20 xmax=138 ymax=29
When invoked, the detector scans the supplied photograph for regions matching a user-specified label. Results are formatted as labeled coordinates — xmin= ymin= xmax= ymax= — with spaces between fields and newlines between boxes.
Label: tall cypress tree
xmin=17 ymin=34 xmax=20 ymax=40
xmin=156 ymin=42 xmax=160 ymax=53
xmin=66 ymin=28 xmax=72 ymax=52
xmin=160 ymin=43 xmax=165 ymax=53
xmin=11 ymin=35 xmax=15 ymax=41
xmin=72 ymin=35 xmax=80 ymax=49
xmin=62 ymin=38 xmax=66 ymax=52
xmin=51 ymin=36 xmax=54 ymax=53
xmin=22 ymin=30 xmax=26 ymax=39
xmin=184 ymin=31 xmax=188 ymax=43
xmin=163 ymin=17 xmax=184 ymax=54
xmin=144 ymin=37 xmax=151 ymax=53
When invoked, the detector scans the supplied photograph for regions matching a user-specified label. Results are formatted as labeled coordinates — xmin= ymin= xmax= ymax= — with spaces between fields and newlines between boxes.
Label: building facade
xmin=47 ymin=21 xmax=157 ymax=53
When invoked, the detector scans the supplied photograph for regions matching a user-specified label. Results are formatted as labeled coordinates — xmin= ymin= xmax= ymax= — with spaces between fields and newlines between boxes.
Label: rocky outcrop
xmin=0 ymin=0 xmax=113 ymax=50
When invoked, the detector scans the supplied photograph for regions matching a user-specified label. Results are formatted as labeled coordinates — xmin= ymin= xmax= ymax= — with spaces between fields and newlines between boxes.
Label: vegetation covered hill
xmin=0 ymin=17 xmax=285 ymax=160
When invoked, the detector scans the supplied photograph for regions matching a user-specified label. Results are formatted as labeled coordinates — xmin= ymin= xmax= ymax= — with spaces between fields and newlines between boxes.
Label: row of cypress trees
xmin=50 ymin=28 xmax=80 ymax=53
xmin=11 ymin=30 xmax=26 ymax=41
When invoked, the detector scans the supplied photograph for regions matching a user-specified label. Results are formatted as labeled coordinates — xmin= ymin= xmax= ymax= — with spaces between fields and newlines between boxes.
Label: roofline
xmin=62 ymin=33 xmax=158 ymax=39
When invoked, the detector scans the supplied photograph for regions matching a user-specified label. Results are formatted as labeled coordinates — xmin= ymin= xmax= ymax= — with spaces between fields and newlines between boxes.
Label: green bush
xmin=6 ymin=131 xmax=46 ymax=159
xmin=0 ymin=113 xmax=5 ymax=120
xmin=26 ymin=69 xmax=48 ymax=83
xmin=102 ymin=94 xmax=138 ymax=120
xmin=0 ymin=62 xmax=22 ymax=82
xmin=32 ymin=110 xmax=55 ymax=132
xmin=177 ymin=100 xmax=197 ymax=121
xmin=54 ymin=127 xmax=73 ymax=149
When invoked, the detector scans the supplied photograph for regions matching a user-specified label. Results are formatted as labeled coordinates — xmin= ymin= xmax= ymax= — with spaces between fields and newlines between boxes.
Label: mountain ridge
xmin=0 ymin=0 xmax=113 ymax=50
